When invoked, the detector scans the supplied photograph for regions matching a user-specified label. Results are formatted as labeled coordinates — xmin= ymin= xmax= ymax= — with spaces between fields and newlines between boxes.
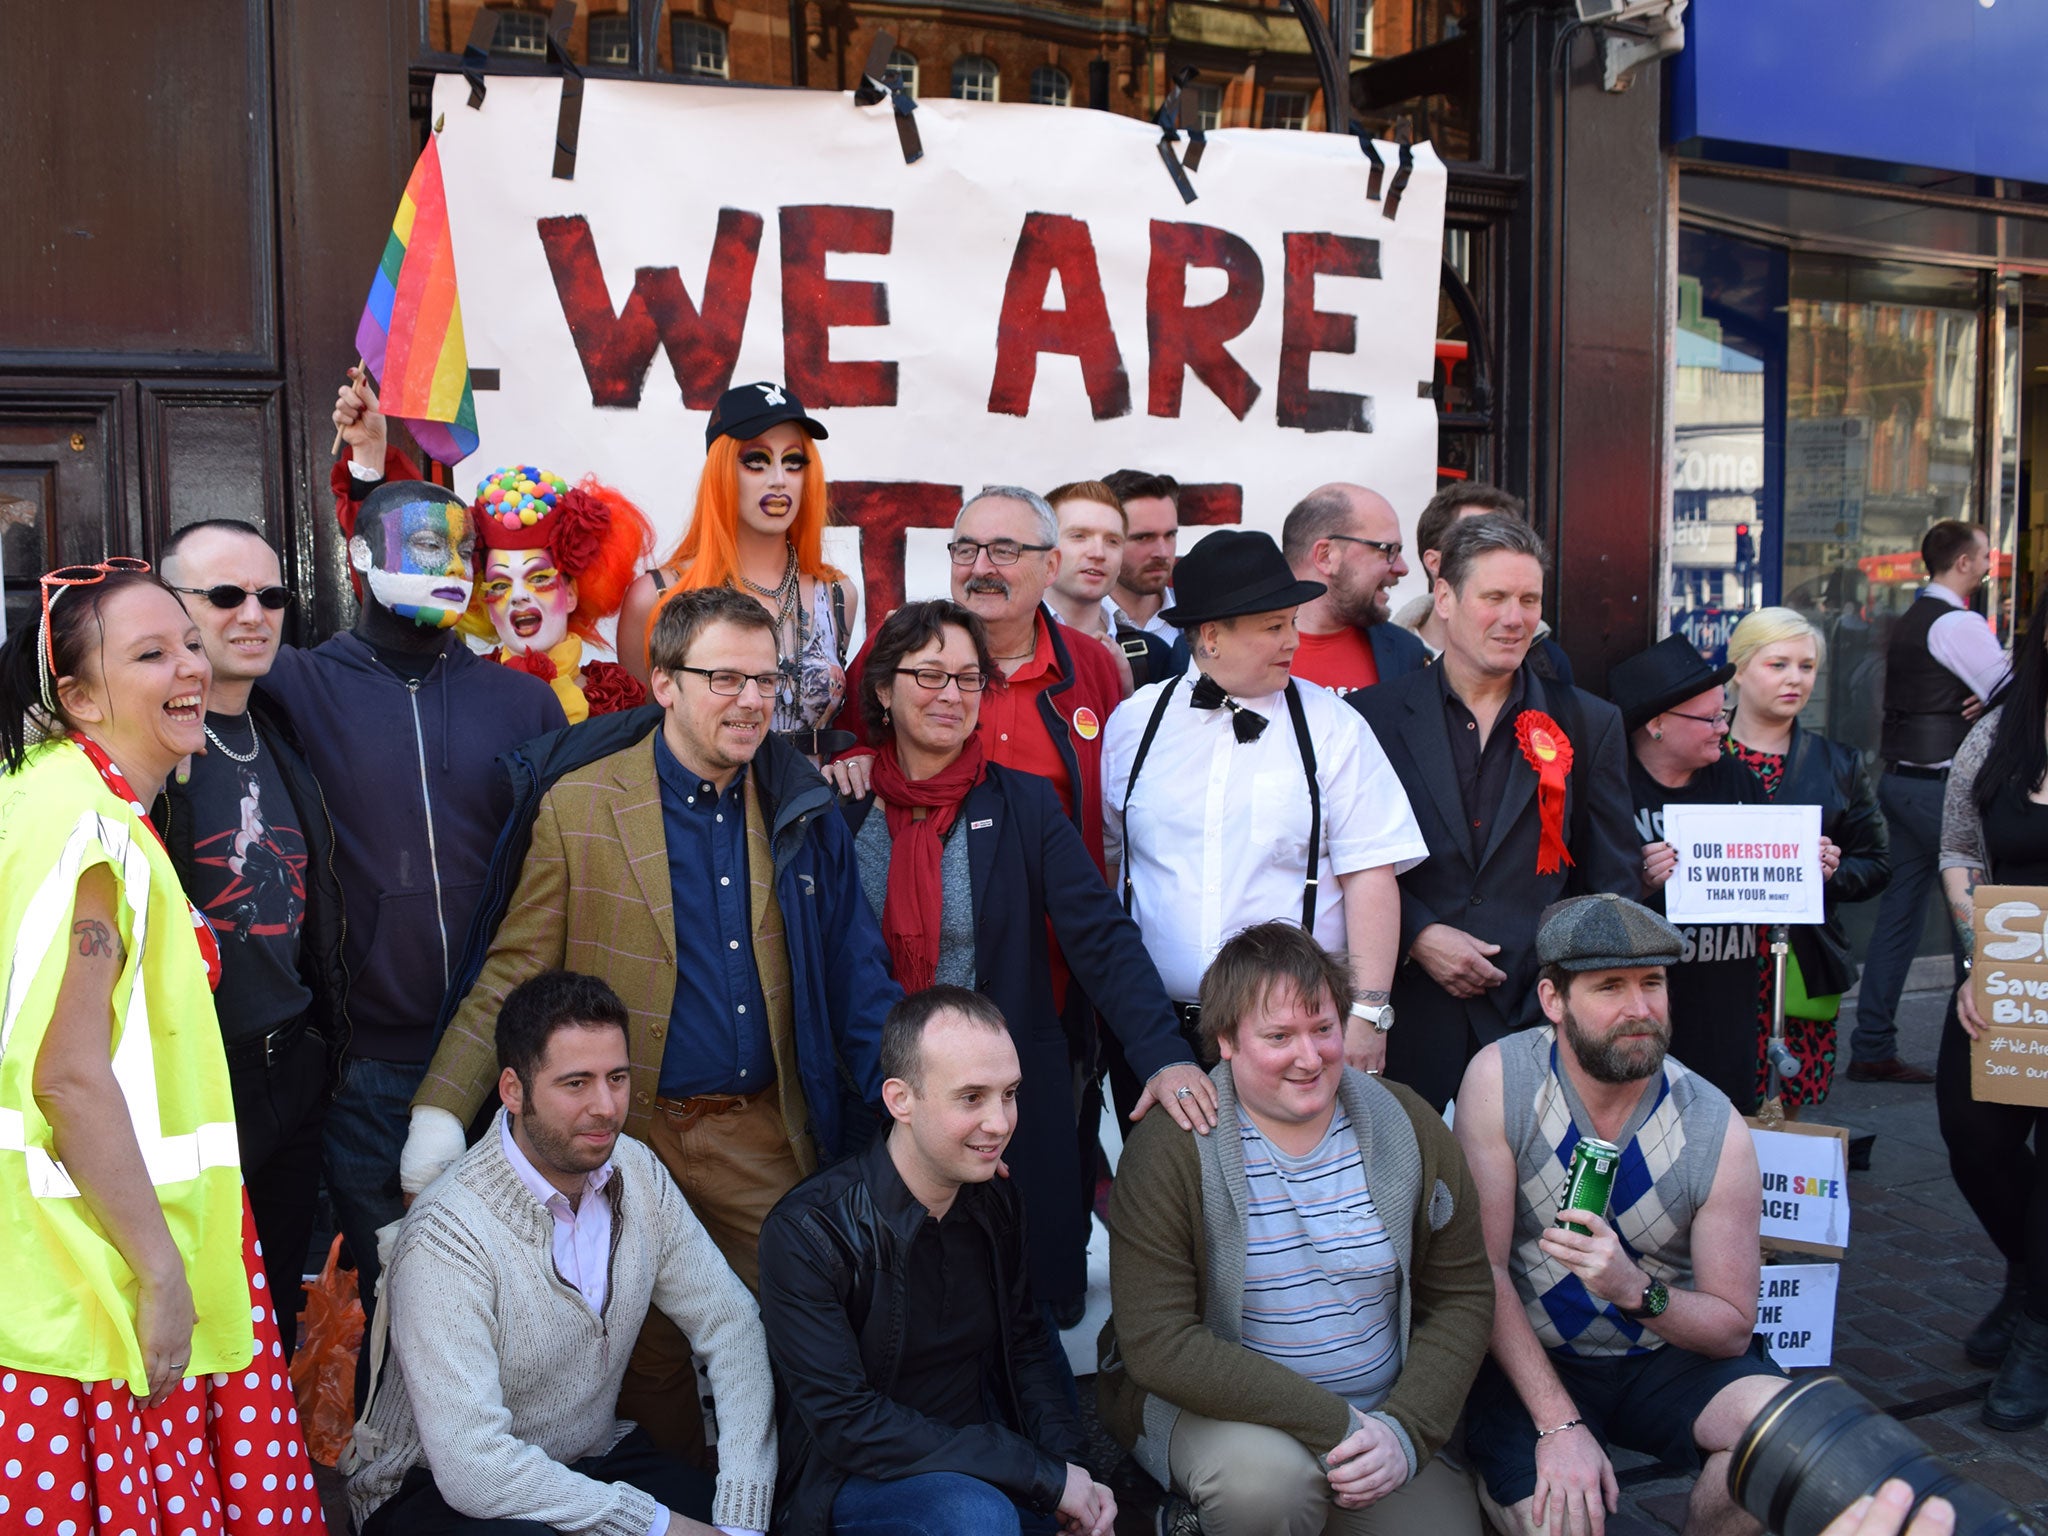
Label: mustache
xmin=964 ymin=576 xmax=1011 ymax=597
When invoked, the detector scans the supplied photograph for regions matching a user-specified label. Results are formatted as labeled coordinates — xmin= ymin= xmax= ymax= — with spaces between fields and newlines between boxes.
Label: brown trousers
xmin=614 ymin=1088 xmax=805 ymax=1457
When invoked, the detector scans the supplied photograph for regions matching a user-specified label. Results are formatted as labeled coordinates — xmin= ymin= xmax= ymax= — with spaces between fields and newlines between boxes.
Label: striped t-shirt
xmin=1239 ymin=1107 xmax=1402 ymax=1411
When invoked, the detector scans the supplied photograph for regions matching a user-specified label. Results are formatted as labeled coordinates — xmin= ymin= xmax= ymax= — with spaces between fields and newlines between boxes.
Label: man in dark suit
xmin=1283 ymin=482 xmax=1429 ymax=698
xmin=1352 ymin=513 xmax=1637 ymax=1109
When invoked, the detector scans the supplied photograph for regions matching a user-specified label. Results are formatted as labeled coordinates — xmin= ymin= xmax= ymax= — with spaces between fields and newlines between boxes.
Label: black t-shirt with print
xmin=184 ymin=711 xmax=315 ymax=1042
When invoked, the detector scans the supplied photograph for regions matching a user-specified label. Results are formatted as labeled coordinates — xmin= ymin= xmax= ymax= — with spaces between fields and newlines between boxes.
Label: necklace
xmin=203 ymin=714 xmax=260 ymax=764
xmin=728 ymin=547 xmax=803 ymax=712
xmin=735 ymin=546 xmax=799 ymax=602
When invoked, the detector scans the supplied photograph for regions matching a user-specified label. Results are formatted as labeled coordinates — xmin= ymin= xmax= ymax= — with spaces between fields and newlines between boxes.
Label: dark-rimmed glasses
xmin=1667 ymin=707 xmax=1730 ymax=727
xmin=892 ymin=666 xmax=989 ymax=693
xmin=1326 ymin=534 xmax=1403 ymax=561
xmin=946 ymin=538 xmax=1054 ymax=567
xmin=169 ymin=583 xmax=294 ymax=612
xmin=670 ymin=666 xmax=783 ymax=698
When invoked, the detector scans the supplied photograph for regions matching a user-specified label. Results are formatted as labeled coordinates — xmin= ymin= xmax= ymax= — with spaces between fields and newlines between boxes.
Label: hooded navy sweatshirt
xmin=260 ymin=633 xmax=567 ymax=1063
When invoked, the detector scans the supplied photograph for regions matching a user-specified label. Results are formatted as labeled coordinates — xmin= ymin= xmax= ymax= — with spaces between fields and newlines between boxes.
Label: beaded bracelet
xmin=1536 ymin=1418 xmax=1584 ymax=1440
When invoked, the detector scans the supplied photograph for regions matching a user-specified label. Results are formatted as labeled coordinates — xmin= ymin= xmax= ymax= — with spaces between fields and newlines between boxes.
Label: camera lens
xmin=1730 ymin=1376 xmax=2047 ymax=1536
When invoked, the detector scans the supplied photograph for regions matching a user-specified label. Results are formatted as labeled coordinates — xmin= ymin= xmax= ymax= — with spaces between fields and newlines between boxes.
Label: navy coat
xmin=842 ymin=762 xmax=1187 ymax=1303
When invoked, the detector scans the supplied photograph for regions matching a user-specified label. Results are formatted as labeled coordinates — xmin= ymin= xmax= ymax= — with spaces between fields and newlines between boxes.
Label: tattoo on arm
xmin=1358 ymin=990 xmax=1391 ymax=1006
xmin=72 ymin=920 xmax=120 ymax=962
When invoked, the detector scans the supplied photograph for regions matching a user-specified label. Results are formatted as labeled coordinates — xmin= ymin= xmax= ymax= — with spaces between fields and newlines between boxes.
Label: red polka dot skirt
xmin=0 ymin=1199 xmax=326 ymax=1535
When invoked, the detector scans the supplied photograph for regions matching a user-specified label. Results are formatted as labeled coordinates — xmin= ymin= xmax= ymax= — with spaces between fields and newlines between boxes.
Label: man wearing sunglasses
xmin=405 ymin=584 xmax=896 ymax=1458
xmin=155 ymin=520 xmax=349 ymax=1340
xmin=1282 ymin=482 xmax=1429 ymax=699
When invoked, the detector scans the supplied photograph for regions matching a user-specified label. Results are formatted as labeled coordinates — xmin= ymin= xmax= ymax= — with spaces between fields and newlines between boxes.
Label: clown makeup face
xmin=482 ymin=550 xmax=577 ymax=656
xmin=351 ymin=497 xmax=476 ymax=629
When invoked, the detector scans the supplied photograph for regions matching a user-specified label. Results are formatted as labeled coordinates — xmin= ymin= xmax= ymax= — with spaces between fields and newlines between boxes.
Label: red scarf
xmin=71 ymin=735 xmax=222 ymax=991
xmin=869 ymin=735 xmax=988 ymax=992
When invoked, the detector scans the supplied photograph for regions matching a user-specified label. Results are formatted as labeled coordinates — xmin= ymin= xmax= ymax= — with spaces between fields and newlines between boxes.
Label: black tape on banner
xmin=1350 ymin=123 xmax=1385 ymax=202
xmin=854 ymin=32 xmax=894 ymax=105
xmin=1151 ymin=66 xmax=1199 ymax=201
xmin=1156 ymin=137 xmax=1198 ymax=204
xmin=853 ymin=30 xmax=921 ymax=163
xmin=462 ymin=7 xmax=499 ymax=108
xmin=546 ymin=1 xmax=584 ymax=181
xmin=890 ymin=82 xmax=923 ymax=164
xmin=1384 ymin=135 xmax=1415 ymax=219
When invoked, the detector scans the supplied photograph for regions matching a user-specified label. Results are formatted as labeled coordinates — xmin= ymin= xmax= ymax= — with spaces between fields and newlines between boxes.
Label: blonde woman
xmin=1727 ymin=608 xmax=1890 ymax=1114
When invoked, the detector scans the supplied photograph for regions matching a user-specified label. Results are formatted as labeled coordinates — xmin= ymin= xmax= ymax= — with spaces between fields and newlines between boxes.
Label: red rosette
xmin=502 ymin=648 xmax=559 ymax=683
xmin=547 ymin=486 xmax=607 ymax=577
xmin=1513 ymin=709 xmax=1576 ymax=875
xmin=580 ymin=659 xmax=647 ymax=715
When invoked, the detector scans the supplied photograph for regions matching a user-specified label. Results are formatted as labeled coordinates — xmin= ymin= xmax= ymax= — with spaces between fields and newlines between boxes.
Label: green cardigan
xmin=1096 ymin=1062 xmax=1493 ymax=1486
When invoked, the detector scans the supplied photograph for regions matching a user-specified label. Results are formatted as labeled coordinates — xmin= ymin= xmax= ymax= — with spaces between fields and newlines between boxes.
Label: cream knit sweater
xmin=346 ymin=1114 xmax=777 ymax=1535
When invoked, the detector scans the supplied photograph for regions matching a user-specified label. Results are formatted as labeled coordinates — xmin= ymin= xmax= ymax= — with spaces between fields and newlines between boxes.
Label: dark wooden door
xmin=0 ymin=385 xmax=140 ymax=643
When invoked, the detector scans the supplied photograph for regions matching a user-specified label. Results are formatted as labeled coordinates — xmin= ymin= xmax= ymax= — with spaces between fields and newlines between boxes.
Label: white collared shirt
xmin=1920 ymin=583 xmax=2010 ymax=706
xmin=499 ymin=1113 xmax=616 ymax=1313
xmin=1106 ymin=589 xmax=1177 ymax=641
xmin=1103 ymin=673 xmax=1429 ymax=1001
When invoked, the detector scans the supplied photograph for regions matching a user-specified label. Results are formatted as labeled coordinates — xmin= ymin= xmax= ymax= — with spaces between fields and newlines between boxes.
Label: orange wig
xmin=656 ymin=430 xmax=842 ymax=596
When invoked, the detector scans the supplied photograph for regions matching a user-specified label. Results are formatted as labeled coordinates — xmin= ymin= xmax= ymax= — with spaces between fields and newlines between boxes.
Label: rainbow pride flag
xmin=354 ymin=134 xmax=479 ymax=466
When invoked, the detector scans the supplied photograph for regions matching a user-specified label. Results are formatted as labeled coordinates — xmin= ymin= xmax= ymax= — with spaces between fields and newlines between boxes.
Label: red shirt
xmin=1291 ymin=625 xmax=1380 ymax=698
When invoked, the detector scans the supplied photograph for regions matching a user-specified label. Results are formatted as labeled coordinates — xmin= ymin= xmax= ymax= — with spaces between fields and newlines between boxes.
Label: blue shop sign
xmin=1671 ymin=0 xmax=2048 ymax=185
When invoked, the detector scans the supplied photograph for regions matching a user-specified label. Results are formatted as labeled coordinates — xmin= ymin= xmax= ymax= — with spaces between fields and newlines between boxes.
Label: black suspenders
xmin=1120 ymin=677 xmax=1323 ymax=930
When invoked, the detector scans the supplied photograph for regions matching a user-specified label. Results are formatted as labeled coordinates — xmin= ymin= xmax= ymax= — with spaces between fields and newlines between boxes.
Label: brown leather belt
xmin=653 ymin=1087 xmax=768 ymax=1131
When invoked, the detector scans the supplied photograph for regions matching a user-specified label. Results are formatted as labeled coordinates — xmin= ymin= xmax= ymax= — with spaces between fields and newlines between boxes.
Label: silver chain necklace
xmin=203 ymin=715 xmax=260 ymax=764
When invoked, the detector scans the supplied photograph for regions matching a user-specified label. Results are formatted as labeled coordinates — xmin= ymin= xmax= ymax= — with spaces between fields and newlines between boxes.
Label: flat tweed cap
xmin=1536 ymin=893 xmax=1683 ymax=972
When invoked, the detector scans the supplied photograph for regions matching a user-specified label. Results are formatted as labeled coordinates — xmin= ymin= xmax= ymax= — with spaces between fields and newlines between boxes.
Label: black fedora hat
xmin=1607 ymin=633 xmax=1735 ymax=734
xmin=1157 ymin=529 xmax=1326 ymax=628
xmin=704 ymin=381 xmax=829 ymax=450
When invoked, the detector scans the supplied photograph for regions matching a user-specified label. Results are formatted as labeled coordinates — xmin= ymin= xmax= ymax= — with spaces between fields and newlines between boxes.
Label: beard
xmin=516 ymin=1105 xmax=619 ymax=1179
xmin=1330 ymin=574 xmax=1388 ymax=630
xmin=1560 ymin=1001 xmax=1669 ymax=1084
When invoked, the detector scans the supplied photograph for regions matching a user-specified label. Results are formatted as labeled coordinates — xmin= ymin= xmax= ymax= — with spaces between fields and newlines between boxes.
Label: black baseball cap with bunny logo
xmin=704 ymin=381 xmax=830 ymax=449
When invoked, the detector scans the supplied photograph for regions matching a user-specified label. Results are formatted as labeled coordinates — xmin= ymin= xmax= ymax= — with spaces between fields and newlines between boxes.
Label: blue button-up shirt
xmin=653 ymin=732 xmax=774 ymax=1098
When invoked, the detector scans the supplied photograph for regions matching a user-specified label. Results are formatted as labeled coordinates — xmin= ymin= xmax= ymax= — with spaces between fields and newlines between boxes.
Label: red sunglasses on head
xmin=38 ymin=556 xmax=154 ymax=680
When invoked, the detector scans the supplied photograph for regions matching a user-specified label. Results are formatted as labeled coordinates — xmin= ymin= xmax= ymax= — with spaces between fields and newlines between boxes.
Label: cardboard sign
xmin=425 ymin=74 xmax=1447 ymax=629
xmin=1758 ymin=1263 xmax=1839 ymax=1368
xmin=1969 ymin=884 xmax=2048 ymax=1106
xmin=1746 ymin=1121 xmax=1850 ymax=1259
xmin=1662 ymin=803 xmax=1825 ymax=925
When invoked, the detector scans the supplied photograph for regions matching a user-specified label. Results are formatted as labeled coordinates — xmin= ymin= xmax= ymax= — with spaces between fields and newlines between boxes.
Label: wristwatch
xmin=1349 ymin=1001 xmax=1396 ymax=1033
xmin=1626 ymin=1276 xmax=1670 ymax=1319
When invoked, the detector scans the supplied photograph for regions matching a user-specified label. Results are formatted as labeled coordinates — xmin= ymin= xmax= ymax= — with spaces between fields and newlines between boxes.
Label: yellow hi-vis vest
xmin=0 ymin=743 xmax=252 ymax=1385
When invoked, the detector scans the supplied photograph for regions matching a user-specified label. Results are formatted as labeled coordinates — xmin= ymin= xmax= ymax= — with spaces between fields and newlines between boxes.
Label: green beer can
xmin=1556 ymin=1136 xmax=1622 ymax=1235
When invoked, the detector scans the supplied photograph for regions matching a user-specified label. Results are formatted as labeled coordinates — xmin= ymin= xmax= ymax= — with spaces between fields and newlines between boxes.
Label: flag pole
xmin=330 ymin=358 xmax=368 ymax=457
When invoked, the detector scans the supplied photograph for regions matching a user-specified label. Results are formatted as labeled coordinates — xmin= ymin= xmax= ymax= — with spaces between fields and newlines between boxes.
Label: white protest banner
xmin=1750 ymin=1123 xmax=1850 ymax=1258
xmin=1758 ymin=1263 xmax=1839 ymax=1369
xmin=427 ymin=74 xmax=1447 ymax=629
xmin=1662 ymin=803 xmax=1824 ymax=925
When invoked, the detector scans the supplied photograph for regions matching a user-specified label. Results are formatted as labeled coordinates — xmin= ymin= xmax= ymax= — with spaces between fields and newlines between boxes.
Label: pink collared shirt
xmin=499 ymin=1113 xmax=616 ymax=1312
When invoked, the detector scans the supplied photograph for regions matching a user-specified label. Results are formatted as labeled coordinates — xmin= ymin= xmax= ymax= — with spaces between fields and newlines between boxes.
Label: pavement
xmin=310 ymin=954 xmax=2048 ymax=1534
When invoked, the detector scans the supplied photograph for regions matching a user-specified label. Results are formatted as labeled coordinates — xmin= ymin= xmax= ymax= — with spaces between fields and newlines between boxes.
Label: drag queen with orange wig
xmin=466 ymin=465 xmax=655 ymax=722
xmin=616 ymin=381 xmax=857 ymax=757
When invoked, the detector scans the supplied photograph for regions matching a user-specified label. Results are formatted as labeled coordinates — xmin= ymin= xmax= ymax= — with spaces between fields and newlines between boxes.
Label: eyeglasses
xmin=169 ymin=583 xmax=294 ymax=612
xmin=671 ymin=665 xmax=784 ymax=698
xmin=39 ymin=558 xmax=153 ymax=687
xmin=1667 ymin=708 xmax=1730 ymax=727
xmin=892 ymin=666 xmax=990 ymax=693
xmin=946 ymin=538 xmax=1055 ymax=567
xmin=1326 ymin=534 xmax=1404 ymax=561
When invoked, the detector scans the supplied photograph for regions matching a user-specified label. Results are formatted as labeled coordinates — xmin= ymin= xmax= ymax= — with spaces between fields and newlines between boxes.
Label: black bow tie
xmin=1189 ymin=672 xmax=1268 ymax=743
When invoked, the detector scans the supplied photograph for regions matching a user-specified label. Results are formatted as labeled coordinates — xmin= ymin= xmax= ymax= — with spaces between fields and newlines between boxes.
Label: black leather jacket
xmin=154 ymin=692 xmax=350 ymax=1069
xmin=1774 ymin=721 xmax=1890 ymax=997
xmin=756 ymin=1135 xmax=1085 ymax=1536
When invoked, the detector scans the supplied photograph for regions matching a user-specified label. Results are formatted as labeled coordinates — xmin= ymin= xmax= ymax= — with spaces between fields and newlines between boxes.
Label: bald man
xmin=1281 ymin=483 xmax=1427 ymax=698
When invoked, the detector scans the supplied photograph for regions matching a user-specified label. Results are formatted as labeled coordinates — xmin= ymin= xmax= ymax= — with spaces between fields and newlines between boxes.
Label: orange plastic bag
xmin=289 ymin=1234 xmax=364 ymax=1467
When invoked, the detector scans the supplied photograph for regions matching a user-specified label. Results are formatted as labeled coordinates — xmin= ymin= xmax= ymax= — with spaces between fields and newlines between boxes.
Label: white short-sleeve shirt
xmin=1103 ymin=674 xmax=1428 ymax=1002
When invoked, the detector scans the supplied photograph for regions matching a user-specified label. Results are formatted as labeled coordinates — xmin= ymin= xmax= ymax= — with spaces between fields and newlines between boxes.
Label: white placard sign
xmin=1662 ymin=803 xmax=1825 ymax=925
xmin=1758 ymin=1263 xmax=1839 ymax=1368
xmin=427 ymin=74 xmax=1448 ymax=627
xmin=1751 ymin=1126 xmax=1850 ymax=1252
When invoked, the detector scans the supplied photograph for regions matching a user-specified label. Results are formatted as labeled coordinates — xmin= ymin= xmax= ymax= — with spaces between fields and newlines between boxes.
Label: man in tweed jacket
xmin=400 ymin=587 xmax=898 ymax=1452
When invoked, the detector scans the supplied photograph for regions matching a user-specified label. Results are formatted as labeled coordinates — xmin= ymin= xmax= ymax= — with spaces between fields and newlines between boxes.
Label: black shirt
xmin=891 ymin=1204 xmax=999 ymax=1428
xmin=183 ymin=711 xmax=315 ymax=1041
xmin=1441 ymin=665 xmax=1527 ymax=862
xmin=1629 ymin=752 xmax=1767 ymax=1108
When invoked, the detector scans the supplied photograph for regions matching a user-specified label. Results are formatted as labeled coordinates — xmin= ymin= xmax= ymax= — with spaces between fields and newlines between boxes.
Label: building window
xmin=672 ymin=19 xmax=729 ymax=78
xmin=888 ymin=48 xmax=919 ymax=97
xmin=489 ymin=6 xmax=548 ymax=58
xmin=1191 ymin=82 xmax=1223 ymax=130
xmin=1352 ymin=0 xmax=1377 ymax=56
xmin=1261 ymin=89 xmax=1310 ymax=130
xmin=952 ymin=55 xmax=999 ymax=101
xmin=1030 ymin=66 xmax=1071 ymax=107
xmin=587 ymin=13 xmax=633 ymax=66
